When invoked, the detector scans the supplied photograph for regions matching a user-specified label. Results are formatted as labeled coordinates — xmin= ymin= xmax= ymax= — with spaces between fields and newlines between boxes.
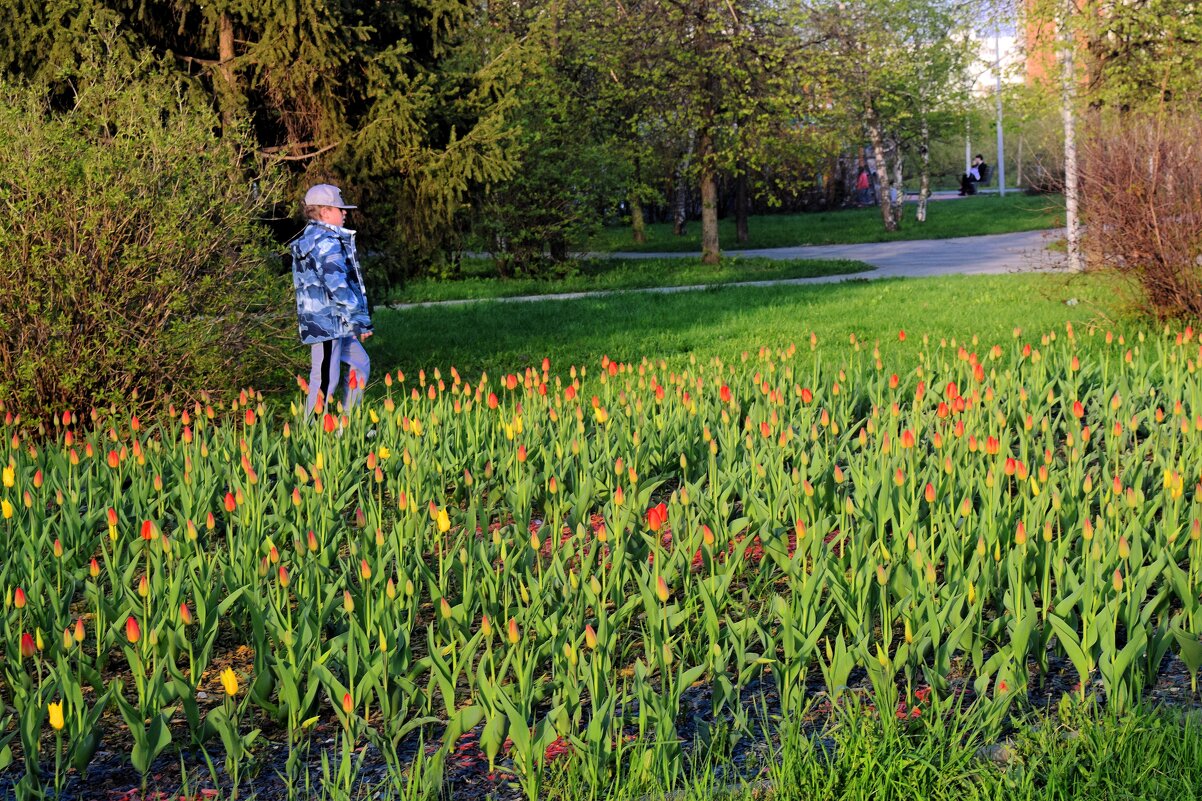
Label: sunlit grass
xmin=591 ymin=194 xmax=1065 ymax=253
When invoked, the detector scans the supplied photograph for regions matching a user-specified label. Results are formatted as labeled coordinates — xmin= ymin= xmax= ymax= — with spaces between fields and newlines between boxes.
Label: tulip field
xmin=3 ymin=322 xmax=1202 ymax=799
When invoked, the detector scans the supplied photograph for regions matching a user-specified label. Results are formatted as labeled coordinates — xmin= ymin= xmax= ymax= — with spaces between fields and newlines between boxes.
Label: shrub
xmin=0 ymin=55 xmax=293 ymax=422
xmin=1080 ymin=112 xmax=1202 ymax=319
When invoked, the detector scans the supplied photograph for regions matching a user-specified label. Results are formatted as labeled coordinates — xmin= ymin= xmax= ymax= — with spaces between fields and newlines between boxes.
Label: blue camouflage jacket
xmin=290 ymin=221 xmax=373 ymax=344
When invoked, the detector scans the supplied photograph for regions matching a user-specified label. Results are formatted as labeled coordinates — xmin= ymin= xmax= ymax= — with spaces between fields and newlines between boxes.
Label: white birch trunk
xmin=917 ymin=115 xmax=931 ymax=222
xmin=1061 ymin=0 xmax=1083 ymax=271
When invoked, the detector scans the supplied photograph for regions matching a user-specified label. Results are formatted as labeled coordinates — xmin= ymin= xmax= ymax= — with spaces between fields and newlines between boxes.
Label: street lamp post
xmin=995 ymin=29 xmax=1006 ymax=196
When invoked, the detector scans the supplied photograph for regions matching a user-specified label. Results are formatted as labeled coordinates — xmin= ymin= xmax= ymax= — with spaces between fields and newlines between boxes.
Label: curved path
xmin=389 ymin=228 xmax=1067 ymax=310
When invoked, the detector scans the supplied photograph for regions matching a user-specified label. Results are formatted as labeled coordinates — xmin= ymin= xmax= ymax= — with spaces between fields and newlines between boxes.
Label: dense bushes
xmin=1081 ymin=113 xmax=1202 ymax=319
xmin=0 ymin=57 xmax=293 ymax=422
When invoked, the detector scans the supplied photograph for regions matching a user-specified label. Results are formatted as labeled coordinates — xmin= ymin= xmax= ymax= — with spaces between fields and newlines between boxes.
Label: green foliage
xmin=470 ymin=30 xmax=629 ymax=276
xmin=0 ymin=53 xmax=291 ymax=420
xmin=0 ymin=1 xmax=528 ymax=285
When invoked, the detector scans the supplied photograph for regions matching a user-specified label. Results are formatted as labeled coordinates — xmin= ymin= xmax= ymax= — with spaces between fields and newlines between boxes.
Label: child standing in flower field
xmin=291 ymin=184 xmax=373 ymax=415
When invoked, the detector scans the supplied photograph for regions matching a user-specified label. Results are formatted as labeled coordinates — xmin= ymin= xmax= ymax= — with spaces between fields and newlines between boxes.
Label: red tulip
xmin=13 ymin=587 xmax=26 ymax=609
xmin=322 ymin=413 xmax=337 ymax=434
xmin=20 ymin=632 xmax=36 ymax=658
xmin=125 ymin=616 xmax=141 ymax=644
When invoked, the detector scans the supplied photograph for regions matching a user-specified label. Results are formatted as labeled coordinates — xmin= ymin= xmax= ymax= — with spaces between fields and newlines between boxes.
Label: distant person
xmin=291 ymin=183 xmax=373 ymax=416
xmin=856 ymin=167 xmax=873 ymax=205
xmin=959 ymin=154 xmax=989 ymax=196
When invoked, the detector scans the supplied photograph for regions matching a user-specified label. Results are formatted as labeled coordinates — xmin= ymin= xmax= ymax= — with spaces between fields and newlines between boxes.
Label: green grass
xmin=368 ymin=270 xmax=1134 ymax=380
xmin=591 ymin=193 xmax=1066 ymax=253
xmin=386 ymin=256 xmax=872 ymax=305
xmin=533 ymin=702 xmax=1202 ymax=801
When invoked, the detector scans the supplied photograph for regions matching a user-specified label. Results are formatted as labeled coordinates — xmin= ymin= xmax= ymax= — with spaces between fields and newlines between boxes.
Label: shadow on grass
xmin=366 ymin=271 xmax=1128 ymax=381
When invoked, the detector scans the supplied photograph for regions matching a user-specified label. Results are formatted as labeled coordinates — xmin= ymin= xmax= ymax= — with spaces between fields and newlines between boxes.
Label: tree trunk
xmin=890 ymin=137 xmax=905 ymax=224
xmin=917 ymin=115 xmax=931 ymax=223
xmin=864 ymin=102 xmax=897 ymax=231
xmin=630 ymin=196 xmax=647 ymax=244
xmin=673 ymin=161 xmax=688 ymax=236
xmin=698 ymin=128 xmax=720 ymax=264
xmin=216 ymin=13 xmax=239 ymax=130
xmin=1060 ymin=0 xmax=1083 ymax=271
xmin=1016 ymin=134 xmax=1025 ymax=189
xmin=735 ymin=164 xmax=749 ymax=243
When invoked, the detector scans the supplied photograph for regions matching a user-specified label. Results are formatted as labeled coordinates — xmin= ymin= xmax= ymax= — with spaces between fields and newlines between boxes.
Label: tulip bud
xmin=126 ymin=616 xmax=141 ymax=643
xmin=507 ymin=617 xmax=520 ymax=645
xmin=221 ymin=668 xmax=240 ymax=697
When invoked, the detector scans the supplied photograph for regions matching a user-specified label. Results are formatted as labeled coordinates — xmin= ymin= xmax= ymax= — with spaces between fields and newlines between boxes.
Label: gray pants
xmin=306 ymin=336 xmax=370 ymax=415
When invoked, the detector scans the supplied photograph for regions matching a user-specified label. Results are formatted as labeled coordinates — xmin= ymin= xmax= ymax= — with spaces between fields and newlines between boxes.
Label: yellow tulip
xmin=48 ymin=700 xmax=65 ymax=731
xmin=220 ymin=667 xmax=240 ymax=697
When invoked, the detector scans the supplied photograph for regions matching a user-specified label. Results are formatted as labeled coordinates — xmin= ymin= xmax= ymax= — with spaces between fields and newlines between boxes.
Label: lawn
xmin=386 ymin=256 xmax=872 ymax=305
xmin=369 ymin=270 xmax=1129 ymax=379
xmin=591 ymin=193 xmax=1065 ymax=253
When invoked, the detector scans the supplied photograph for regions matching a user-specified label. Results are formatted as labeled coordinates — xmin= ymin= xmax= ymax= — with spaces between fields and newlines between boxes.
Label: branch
xmin=261 ymin=141 xmax=344 ymax=162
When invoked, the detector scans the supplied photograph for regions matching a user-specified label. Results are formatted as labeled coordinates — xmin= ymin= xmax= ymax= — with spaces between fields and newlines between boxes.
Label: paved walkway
xmin=388 ymin=228 xmax=1067 ymax=310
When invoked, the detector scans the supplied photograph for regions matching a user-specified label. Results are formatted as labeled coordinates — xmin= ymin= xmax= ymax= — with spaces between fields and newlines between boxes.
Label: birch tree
xmin=804 ymin=0 xmax=976 ymax=231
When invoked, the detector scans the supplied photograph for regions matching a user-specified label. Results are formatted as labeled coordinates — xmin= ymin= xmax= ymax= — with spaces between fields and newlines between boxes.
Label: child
xmin=291 ymin=183 xmax=373 ymax=415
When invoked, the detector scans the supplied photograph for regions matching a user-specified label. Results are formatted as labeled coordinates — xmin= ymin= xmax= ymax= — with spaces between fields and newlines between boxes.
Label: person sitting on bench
xmin=959 ymin=154 xmax=990 ymax=195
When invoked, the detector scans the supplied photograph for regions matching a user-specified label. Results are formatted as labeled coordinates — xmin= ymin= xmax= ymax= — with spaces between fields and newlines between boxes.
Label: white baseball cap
xmin=303 ymin=183 xmax=357 ymax=209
